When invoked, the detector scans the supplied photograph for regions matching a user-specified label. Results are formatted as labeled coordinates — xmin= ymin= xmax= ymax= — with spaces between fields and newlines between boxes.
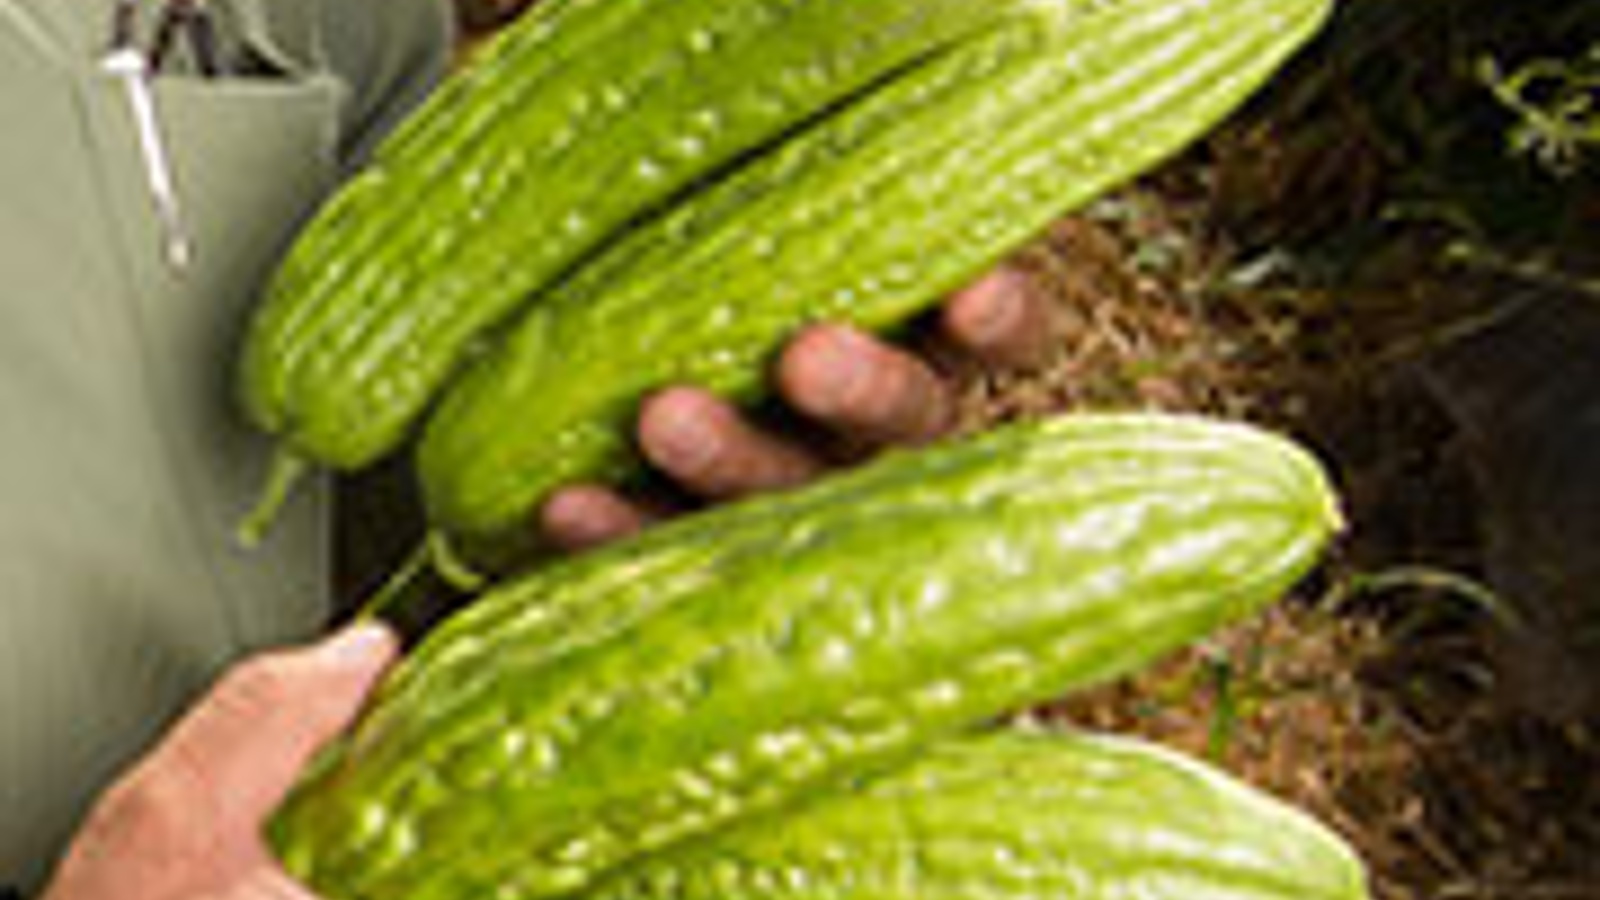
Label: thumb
xmin=145 ymin=623 xmax=398 ymax=828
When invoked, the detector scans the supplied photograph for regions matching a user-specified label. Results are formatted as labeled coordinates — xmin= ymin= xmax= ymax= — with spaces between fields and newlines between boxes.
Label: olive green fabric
xmin=0 ymin=0 xmax=451 ymax=890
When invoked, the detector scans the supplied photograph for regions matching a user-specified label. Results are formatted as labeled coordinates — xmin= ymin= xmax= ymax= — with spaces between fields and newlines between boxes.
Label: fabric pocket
xmin=79 ymin=70 xmax=345 ymax=650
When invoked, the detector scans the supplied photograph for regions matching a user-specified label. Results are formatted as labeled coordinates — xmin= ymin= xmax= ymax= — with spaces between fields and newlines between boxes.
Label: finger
xmin=638 ymin=386 xmax=823 ymax=500
xmin=939 ymin=268 xmax=1055 ymax=368
xmin=539 ymin=484 xmax=655 ymax=551
xmin=138 ymin=624 xmax=398 ymax=827
xmin=777 ymin=323 xmax=953 ymax=447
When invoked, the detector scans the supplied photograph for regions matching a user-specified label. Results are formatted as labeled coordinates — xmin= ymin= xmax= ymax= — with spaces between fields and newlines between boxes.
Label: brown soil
xmin=964 ymin=185 xmax=1600 ymax=900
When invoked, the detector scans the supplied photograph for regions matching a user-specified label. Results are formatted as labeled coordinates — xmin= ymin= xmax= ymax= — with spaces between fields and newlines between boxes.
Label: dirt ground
xmin=964 ymin=184 xmax=1600 ymax=899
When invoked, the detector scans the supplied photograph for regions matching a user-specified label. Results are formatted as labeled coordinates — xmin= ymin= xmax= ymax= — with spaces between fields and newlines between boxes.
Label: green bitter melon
xmin=237 ymin=0 xmax=1042 ymax=522
xmin=415 ymin=0 xmax=1334 ymax=550
xmin=270 ymin=413 xmax=1341 ymax=900
xmin=593 ymin=730 xmax=1370 ymax=900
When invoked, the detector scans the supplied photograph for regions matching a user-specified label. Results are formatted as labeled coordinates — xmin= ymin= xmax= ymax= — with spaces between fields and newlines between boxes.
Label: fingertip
xmin=639 ymin=384 xmax=821 ymax=499
xmin=942 ymin=268 xmax=1053 ymax=367
xmin=636 ymin=385 xmax=748 ymax=483
xmin=540 ymin=485 xmax=651 ymax=551
xmin=779 ymin=323 xmax=951 ymax=445
xmin=776 ymin=323 xmax=873 ymax=419
xmin=637 ymin=386 xmax=725 ymax=477
xmin=316 ymin=622 xmax=400 ymax=672
xmin=277 ymin=624 xmax=398 ymax=740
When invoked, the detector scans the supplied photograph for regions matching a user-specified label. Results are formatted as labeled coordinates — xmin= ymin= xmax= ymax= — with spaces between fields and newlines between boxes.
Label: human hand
xmin=41 ymin=625 xmax=398 ymax=900
xmin=539 ymin=266 xmax=1054 ymax=550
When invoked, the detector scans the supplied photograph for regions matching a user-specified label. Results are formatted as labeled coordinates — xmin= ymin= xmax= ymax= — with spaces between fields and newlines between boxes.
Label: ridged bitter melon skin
xmin=269 ymin=413 xmax=1342 ymax=900
xmin=593 ymin=731 xmax=1371 ymax=900
xmin=238 ymin=0 xmax=1034 ymax=474
xmin=416 ymin=0 xmax=1333 ymax=549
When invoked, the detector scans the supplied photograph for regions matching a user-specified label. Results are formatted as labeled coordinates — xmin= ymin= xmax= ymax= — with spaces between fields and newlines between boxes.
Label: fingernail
xmin=644 ymin=392 xmax=722 ymax=475
xmin=541 ymin=486 xmax=647 ymax=550
xmin=319 ymin=623 xmax=397 ymax=668
xmin=964 ymin=277 xmax=1027 ymax=344
xmin=804 ymin=328 xmax=873 ymax=414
